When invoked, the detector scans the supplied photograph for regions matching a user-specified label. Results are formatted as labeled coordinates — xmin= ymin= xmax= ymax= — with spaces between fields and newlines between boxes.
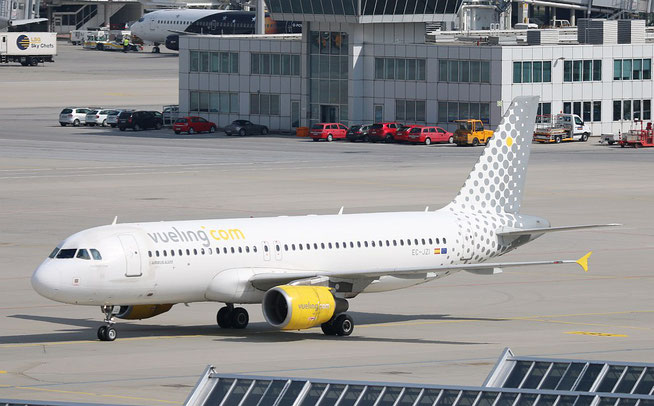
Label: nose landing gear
xmin=216 ymin=304 xmax=249 ymax=329
xmin=98 ymin=305 xmax=117 ymax=341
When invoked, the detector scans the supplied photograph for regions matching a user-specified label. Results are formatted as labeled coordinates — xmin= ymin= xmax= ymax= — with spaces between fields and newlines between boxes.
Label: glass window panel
xmin=258 ymin=380 xmax=287 ymax=405
xmin=613 ymin=101 xmax=622 ymax=121
xmin=593 ymin=60 xmax=601 ymax=81
xmin=494 ymin=393 xmax=518 ymax=406
xmin=241 ymin=380 xmax=271 ymax=406
xmin=396 ymin=58 xmax=406 ymax=80
xmin=481 ymin=61 xmax=490 ymax=83
xmin=396 ymin=100 xmax=405 ymax=121
xmin=199 ymin=92 xmax=209 ymax=112
xmin=643 ymin=59 xmax=651 ymax=79
xmin=469 ymin=102 xmax=480 ymax=119
xmin=543 ymin=102 xmax=551 ymax=116
xmin=204 ymin=378 xmax=235 ymax=406
xmin=330 ymin=32 xmax=342 ymax=54
xmin=331 ymin=0 xmax=344 ymax=15
xmin=448 ymin=102 xmax=458 ymax=122
xmin=338 ymin=385 xmax=364 ymax=406
xmin=597 ymin=366 xmax=625 ymax=393
xmin=564 ymin=60 xmax=572 ymax=82
xmin=572 ymin=60 xmax=581 ymax=81
xmin=329 ymin=80 xmax=339 ymax=104
xmin=289 ymin=0 xmax=303 ymax=13
xmin=635 ymin=368 xmax=654 ymax=394
xmin=523 ymin=362 xmax=551 ymax=389
xmin=312 ymin=0 xmax=324 ymax=14
xmin=230 ymin=52 xmax=238 ymax=73
xmin=475 ymin=392 xmax=499 ymax=406
xmin=261 ymin=53 xmax=271 ymax=74
xmin=377 ymin=387 xmax=402 ymax=406
xmin=516 ymin=393 xmax=537 ymax=405
xmin=320 ymin=55 xmax=330 ymax=78
xmin=593 ymin=101 xmax=601 ymax=122
xmin=634 ymin=99 xmax=641 ymax=120
xmin=575 ymin=364 xmax=605 ymax=392
xmin=271 ymin=54 xmax=280 ymax=75
xmin=340 ymin=56 xmax=348 ymax=79
xmin=470 ymin=60 xmax=480 ymax=82
xmin=438 ymin=102 xmax=448 ymax=123
xmin=292 ymin=54 xmax=300 ymax=76
xmin=276 ymin=381 xmax=305 ymax=406
xmin=615 ymin=366 xmax=644 ymax=394
xmin=210 ymin=93 xmax=220 ymax=112
xmin=310 ymin=79 xmax=319 ymax=103
xmin=417 ymin=59 xmax=426 ymax=80
xmin=339 ymin=80 xmax=347 ymax=104
xmin=281 ymin=54 xmax=291 ymax=75
xmin=439 ymin=60 xmax=448 ymax=81
xmin=617 ymin=399 xmax=638 ymax=406
xmin=458 ymin=102 xmax=469 ymax=120
xmin=259 ymin=94 xmax=270 ymax=115
xmin=385 ymin=58 xmax=395 ymax=79
xmin=211 ymin=52 xmax=220 ymax=72
xmin=310 ymin=54 xmax=320 ymax=78
xmin=310 ymin=31 xmax=320 ymax=54
xmin=533 ymin=61 xmax=542 ymax=82
xmin=397 ymin=388 xmax=422 ymax=405
xmin=222 ymin=379 xmax=253 ymax=406
xmin=435 ymin=389 xmax=459 ymax=405
xmin=190 ymin=91 xmax=199 ymax=111
xmin=403 ymin=0 xmax=419 ymax=13
xmin=575 ymin=395 xmax=595 ymax=406
xmin=583 ymin=101 xmax=591 ymax=122
xmin=362 ymin=0 xmax=375 ymax=14
xmin=219 ymin=92 xmax=229 ymax=113
xmin=417 ymin=389 xmax=441 ymax=405
xmin=583 ymin=60 xmax=592 ymax=81
xmin=623 ymin=59 xmax=632 ymax=80
xmin=340 ymin=33 xmax=348 ymax=55
xmin=455 ymin=391 xmax=478 ymax=405
xmin=503 ymin=361 xmax=533 ymax=388
xmin=190 ymin=51 xmax=199 ymax=72
xmin=322 ymin=0 xmax=334 ymax=14
xmin=221 ymin=52 xmax=230 ymax=73
xmin=416 ymin=101 xmax=425 ymax=122
xmin=644 ymin=100 xmax=651 ymax=120
xmin=407 ymin=59 xmax=416 ymax=80
xmin=251 ymin=53 xmax=260 ymax=74
xmin=614 ymin=60 xmax=622 ymax=80
xmin=623 ymin=100 xmax=631 ymax=121
xmin=460 ymin=60 xmax=469 ymax=82
xmin=319 ymin=79 xmax=330 ymax=103
xmin=200 ymin=52 xmax=209 ymax=72
xmin=543 ymin=61 xmax=551 ymax=82
xmin=320 ymin=384 xmax=346 ymax=406
xmin=320 ymin=32 xmax=330 ymax=53
xmin=633 ymin=59 xmax=642 ymax=80
xmin=541 ymin=363 xmax=570 ymax=390
xmin=448 ymin=60 xmax=458 ymax=82
xmin=522 ymin=61 xmax=532 ymax=83
xmin=480 ymin=103 xmax=489 ymax=123
xmin=300 ymin=383 xmax=327 ymax=406
xmin=330 ymin=55 xmax=340 ymax=79
xmin=279 ymin=0 xmax=292 ymax=12
xmin=359 ymin=386 xmax=384 ymax=404
xmin=375 ymin=58 xmax=384 ymax=79
xmin=230 ymin=93 xmax=238 ymax=114
xmin=270 ymin=95 xmax=280 ymax=115
xmin=536 ymin=394 xmax=558 ymax=406
xmin=406 ymin=100 xmax=416 ymax=122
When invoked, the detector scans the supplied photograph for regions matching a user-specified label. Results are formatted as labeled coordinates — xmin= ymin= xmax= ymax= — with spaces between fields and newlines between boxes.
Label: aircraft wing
xmin=167 ymin=30 xmax=200 ymax=35
xmin=497 ymin=223 xmax=620 ymax=237
xmin=9 ymin=18 xmax=47 ymax=26
xmin=249 ymin=252 xmax=592 ymax=290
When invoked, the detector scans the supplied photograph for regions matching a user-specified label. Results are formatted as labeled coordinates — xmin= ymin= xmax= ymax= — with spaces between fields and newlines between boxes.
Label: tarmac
xmin=0 ymin=43 xmax=653 ymax=405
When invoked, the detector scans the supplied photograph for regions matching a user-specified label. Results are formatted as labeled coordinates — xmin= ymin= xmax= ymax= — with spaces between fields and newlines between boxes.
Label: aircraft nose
xmin=31 ymin=261 xmax=62 ymax=301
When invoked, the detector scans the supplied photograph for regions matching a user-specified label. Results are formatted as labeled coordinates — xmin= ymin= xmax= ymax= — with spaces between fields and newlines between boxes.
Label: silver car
xmin=59 ymin=107 xmax=91 ymax=127
xmin=107 ymin=109 xmax=134 ymax=128
xmin=85 ymin=109 xmax=117 ymax=127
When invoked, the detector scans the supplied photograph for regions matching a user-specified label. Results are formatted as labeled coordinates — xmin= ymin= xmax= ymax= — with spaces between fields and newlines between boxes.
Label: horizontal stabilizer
xmin=9 ymin=18 xmax=47 ymax=26
xmin=497 ymin=223 xmax=620 ymax=237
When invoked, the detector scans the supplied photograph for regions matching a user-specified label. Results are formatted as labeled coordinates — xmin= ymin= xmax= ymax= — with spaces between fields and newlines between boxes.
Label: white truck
xmin=0 ymin=32 xmax=56 ymax=66
xmin=533 ymin=113 xmax=591 ymax=143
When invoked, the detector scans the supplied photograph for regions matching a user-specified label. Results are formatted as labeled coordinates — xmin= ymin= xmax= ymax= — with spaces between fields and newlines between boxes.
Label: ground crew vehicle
xmin=533 ymin=114 xmax=591 ymax=143
xmin=620 ymin=121 xmax=654 ymax=148
xmin=453 ymin=119 xmax=494 ymax=146
xmin=0 ymin=32 xmax=56 ymax=66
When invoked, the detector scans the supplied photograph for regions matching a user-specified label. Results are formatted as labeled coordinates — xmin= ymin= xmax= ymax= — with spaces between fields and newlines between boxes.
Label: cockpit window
xmin=48 ymin=247 xmax=60 ymax=258
xmin=138 ymin=17 xmax=144 ymax=22
xmin=76 ymin=249 xmax=91 ymax=260
xmin=90 ymin=249 xmax=102 ymax=260
xmin=56 ymin=249 xmax=77 ymax=259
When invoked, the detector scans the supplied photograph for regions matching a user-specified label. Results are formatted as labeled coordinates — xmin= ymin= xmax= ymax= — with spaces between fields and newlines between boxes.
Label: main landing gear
xmin=217 ymin=304 xmax=249 ymax=329
xmin=321 ymin=313 xmax=354 ymax=336
xmin=98 ymin=305 xmax=117 ymax=341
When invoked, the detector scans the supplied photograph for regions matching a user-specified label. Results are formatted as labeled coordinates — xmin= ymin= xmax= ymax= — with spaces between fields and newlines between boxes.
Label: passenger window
xmin=171 ymin=250 xmax=175 ymax=256
xmin=76 ymin=249 xmax=91 ymax=260
xmin=90 ymin=249 xmax=102 ymax=260
xmin=378 ymin=240 xmax=382 ymax=246
xmin=386 ymin=240 xmax=390 ymax=246
xmin=223 ymin=247 xmax=228 ymax=254
xmin=429 ymin=238 xmax=433 ymax=244
xmin=284 ymin=244 xmax=288 ymax=251
xmin=349 ymin=242 xmax=354 ymax=248
xmin=407 ymin=240 xmax=412 ymax=246
xmin=321 ymin=243 xmax=325 ymax=249
xmin=148 ymin=251 xmax=152 ymax=257
xmin=238 ymin=247 xmax=242 ymax=253
xmin=436 ymin=238 xmax=440 ymax=244
xmin=291 ymin=244 xmax=296 ymax=250
xmin=163 ymin=250 xmax=167 ymax=257
xmin=328 ymin=243 xmax=332 ymax=249
xmin=335 ymin=242 xmax=340 ymax=249
xmin=306 ymin=244 xmax=310 ymax=250
xmin=201 ymin=248 xmax=205 ymax=255
xmin=276 ymin=244 xmax=280 ymax=251
xmin=193 ymin=249 xmax=198 ymax=255
xmin=230 ymin=247 xmax=235 ymax=253
xmin=393 ymin=240 xmax=397 ymax=246
xmin=298 ymin=244 xmax=303 ymax=251
xmin=364 ymin=241 xmax=368 ymax=247
xmin=400 ymin=240 xmax=404 ymax=246
xmin=443 ymin=238 xmax=447 ymax=244
xmin=186 ymin=249 xmax=191 ymax=255
xmin=56 ymin=249 xmax=77 ymax=259
xmin=357 ymin=242 xmax=361 ymax=248
xmin=155 ymin=250 xmax=160 ymax=257
xmin=49 ymin=247 xmax=60 ymax=258
xmin=246 ymin=246 xmax=250 ymax=253
xmin=264 ymin=245 xmax=269 ymax=252
xmin=208 ymin=248 xmax=212 ymax=254
xmin=253 ymin=246 xmax=258 ymax=253
xmin=314 ymin=243 xmax=318 ymax=249
xmin=415 ymin=239 xmax=419 ymax=245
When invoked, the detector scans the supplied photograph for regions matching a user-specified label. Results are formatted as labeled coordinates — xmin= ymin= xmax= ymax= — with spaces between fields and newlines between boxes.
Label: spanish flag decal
xmin=434 ymin=248 xmax=448 ymax=255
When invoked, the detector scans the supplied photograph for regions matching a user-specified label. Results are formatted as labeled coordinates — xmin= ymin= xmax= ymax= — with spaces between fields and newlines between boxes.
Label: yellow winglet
xmin=576 ymin=251 xmax=592 ymax=272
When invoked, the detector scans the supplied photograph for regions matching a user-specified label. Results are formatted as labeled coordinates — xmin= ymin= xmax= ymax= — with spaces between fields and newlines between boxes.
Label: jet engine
xmin=262 ymin=285 xmax=348 ymax=330
xmin=115 ymin=304 xmax=174 ymax=320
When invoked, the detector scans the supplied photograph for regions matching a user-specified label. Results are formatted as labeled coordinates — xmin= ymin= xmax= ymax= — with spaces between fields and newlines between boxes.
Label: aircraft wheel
xmin=333 ymin=314 xmax=354 ymax=336
xmin=321 ymin=322 xmax=337 ymax=336
xmin=216 ymin=306 xmax=232 ymax=328
xmin=231 ymin=307 xmax=249 ymax=329
xmin=105 ymin=327 xmax=117 ymax=341
xmin=97 ymin=326 xmax=107 ymax=340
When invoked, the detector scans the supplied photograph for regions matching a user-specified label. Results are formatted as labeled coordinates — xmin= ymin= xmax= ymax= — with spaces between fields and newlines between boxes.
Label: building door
xmin=320 ymin=105 xmax=338 ymax=123
xmin=374 ymin=104 xmax=383 ymax=123
xmin=118 ymin=234 xmax=142 ymax=277
xmin=291 ymin=101 xmax=300 ymax=128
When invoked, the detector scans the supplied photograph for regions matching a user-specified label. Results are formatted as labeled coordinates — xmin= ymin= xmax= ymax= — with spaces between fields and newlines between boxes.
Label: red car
xmin=310 ymin=123 xmax=348 ymax=142
xmin=173 ymin=116 xmax=217 ymax=134
xmin=394 ymin=125 xmax=423 ymax=143
xmin=407 ymin=126 xmax=455 ymax=145
xmin=368 ymin=122 xmax=403 ymax=142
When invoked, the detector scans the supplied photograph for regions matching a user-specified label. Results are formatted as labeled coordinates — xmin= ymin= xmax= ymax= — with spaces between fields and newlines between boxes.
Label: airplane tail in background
xmin=446 ymin=96 xmax=539 ymax=214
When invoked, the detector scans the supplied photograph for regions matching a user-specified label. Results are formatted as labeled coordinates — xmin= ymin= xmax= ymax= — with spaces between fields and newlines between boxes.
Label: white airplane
xmin=0 ymin=0 xmax=47 ymax=30
xmin=31 ymin=97 xmax=618 ymax=341
xmin=130 ymin=8 xmax=300 ymax=53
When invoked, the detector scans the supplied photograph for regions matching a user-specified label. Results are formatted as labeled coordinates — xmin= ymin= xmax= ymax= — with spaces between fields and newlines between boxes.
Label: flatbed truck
xmin=533 ymin=114 xmax=591 ymax=143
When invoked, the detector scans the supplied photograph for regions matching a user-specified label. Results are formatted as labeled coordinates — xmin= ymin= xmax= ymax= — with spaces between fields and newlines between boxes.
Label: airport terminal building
xmin=178 ymin=4 xmax=654 ymax=136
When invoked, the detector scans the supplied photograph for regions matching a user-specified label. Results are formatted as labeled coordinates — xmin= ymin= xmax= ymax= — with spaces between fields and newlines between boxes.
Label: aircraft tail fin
xmin=447 ymin=96 xmax=539 ymax=214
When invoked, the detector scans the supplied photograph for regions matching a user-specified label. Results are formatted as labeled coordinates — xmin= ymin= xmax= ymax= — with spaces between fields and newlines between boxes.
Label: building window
xmin=611 ymin=99 xmax=651 ymax=121
xmin=439 ymin=102 xmax=490 ymax=123
xmin=583 ymin=101 xmax=591 ymax=122
xmin=536 ymin=103 xmax=551 ymax=117
xmin=395 ymin=100 xmax=426 ymax=123
xmin=593 ymin=101 xmax=601 ymax=122
xmin=645 ymin=100 xmax=651 ymax=120
xmin=513 ymin=61 xmax=551 ymax=84
xmin=250 ymin=93 xmax=280 ymax=116
xmin=613 ymin=101 xmax=621 ymax=121
xmin=613 ymin=59 xmax=651 ymax=81
xmin=441 ymin=60 xmax=490 ymax=83
xmin=564 ymin=60 xmax=600 ymax=82
xmin=251 ymin=53 xmax=300 ymax=76
xmin=374 ymin=58 xmax=426 ymax=81
xmin=190 ymin=91 xmax=239 ymax=113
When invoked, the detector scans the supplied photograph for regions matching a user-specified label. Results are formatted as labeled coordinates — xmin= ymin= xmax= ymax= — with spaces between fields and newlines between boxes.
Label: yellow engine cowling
xmin=115 ymin=304 xmax=174 ymax=320
xmin=262 ymin=285 xmax=346 ymax=330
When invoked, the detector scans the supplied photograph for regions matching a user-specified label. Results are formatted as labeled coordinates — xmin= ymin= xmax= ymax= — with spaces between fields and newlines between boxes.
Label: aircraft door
xmin=118 ymin=234 xmax=142 ymax=277
xmin=273 ymin=240 xmax=282 ymax=260
xmin=262 ymin=241 xmax=271 ymax=261
xmin=0 ymin=36 xmax=6 ymax=54
xmin=149 ymin=19 xmax=155 ymax=31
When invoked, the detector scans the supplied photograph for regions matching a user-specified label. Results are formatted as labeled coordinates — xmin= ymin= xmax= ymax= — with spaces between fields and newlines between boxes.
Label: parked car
xmin=162 ymin=105 xmax=179 ymax=126
xmin=346 ymin=124 xmax=372 ymax=142
xmin=59 ymin=107 xmax=91 ymax=126
xmin=368 ymin=122 xmax=403 ymax=142
xmin=117 ymin=111 xmax=163 ymax=131
xmin=310 ymin=123 xmax=348 ymax=142
xmin=173 ymin=116 xmax=217 ymax=134
xmin=407 ymin=126 xmax=455 ymax=145
xmin=394 ymin=125 xmax=423 ymax=143
xmin=106 ymin=109 xmax=133 ymax=128
xmin=85 ymin=109 xmax=117 ymax=127
xmin=223 ymin=120 xmax=269 ymax=136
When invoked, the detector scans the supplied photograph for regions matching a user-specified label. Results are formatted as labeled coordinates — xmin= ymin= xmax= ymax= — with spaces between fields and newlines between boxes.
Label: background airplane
xmin=130 ymin=8 xmax=301 ymax=52
xmin=31 ymin=97 xmax=618 ymax=341
xmin=0 ymin=0 xmax=46 ymax=30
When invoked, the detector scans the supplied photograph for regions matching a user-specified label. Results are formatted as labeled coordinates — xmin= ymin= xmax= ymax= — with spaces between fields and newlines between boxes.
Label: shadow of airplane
xmin=1 ymin=312 xmax=502 ymax=345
